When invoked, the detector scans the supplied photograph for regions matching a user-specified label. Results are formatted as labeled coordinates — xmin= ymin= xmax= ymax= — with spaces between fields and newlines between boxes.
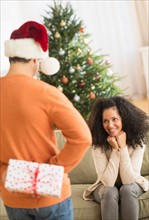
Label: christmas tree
xmin=40 ymin=1 xmax=123 ymax=120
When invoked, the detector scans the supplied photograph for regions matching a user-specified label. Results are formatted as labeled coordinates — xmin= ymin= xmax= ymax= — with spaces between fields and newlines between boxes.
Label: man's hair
xmin=9 ymin=57 xmax=31 ymax=63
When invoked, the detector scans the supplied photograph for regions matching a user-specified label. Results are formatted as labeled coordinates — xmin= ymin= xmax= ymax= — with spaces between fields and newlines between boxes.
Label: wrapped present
xmin=5 ymin=159 xmax=64 ymax=198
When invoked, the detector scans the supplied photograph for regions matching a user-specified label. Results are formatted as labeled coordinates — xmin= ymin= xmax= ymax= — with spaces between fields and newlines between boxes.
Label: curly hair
xmin=88 ymin=96 xmax=149 ymax=150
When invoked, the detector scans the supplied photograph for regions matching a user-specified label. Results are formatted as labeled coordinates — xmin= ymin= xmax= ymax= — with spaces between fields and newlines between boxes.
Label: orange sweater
xmin=0 ymin=74 xmax=92 ymax=208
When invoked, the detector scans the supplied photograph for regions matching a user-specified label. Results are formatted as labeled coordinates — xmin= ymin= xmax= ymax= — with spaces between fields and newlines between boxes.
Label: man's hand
xmin=1 ymin=170 xmax=7 ymax=184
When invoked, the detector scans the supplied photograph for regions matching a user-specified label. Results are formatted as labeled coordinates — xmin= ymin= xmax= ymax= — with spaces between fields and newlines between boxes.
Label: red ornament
xmin=79 ymin=81 xmax=85 ymax=87
xmin=95 ymin=74 xmax=100 ymax=81
xmin=61 ymin=76 xmax=68 ymax=84
xmin=80 ymin=27 xmax=85 ymax=33
xmin=87 ymin=57 xmax=93 ymax=65
xmin=89 ymin=92 xmax=96 ymax=99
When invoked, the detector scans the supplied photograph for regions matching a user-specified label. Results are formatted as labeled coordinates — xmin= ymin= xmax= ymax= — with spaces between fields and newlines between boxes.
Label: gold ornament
xmin=57 ymin=86 xmax=63 ymax=92
xmin=55 ymin=32 xmax=61 ymax=39
xmin=60 ymin=20 xmax=66 ymax=27
xmin=83 ymin=39 xmax=88 ymax=45
xmin=76 ymin=64 xmax=82 ymax=71
xmin=77 ymin=48 xmax=82 ymax=55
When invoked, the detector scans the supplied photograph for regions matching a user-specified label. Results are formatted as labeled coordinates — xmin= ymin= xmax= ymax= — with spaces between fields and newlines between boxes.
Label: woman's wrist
xmin=119 ymin=145 xmax=127 ymax=149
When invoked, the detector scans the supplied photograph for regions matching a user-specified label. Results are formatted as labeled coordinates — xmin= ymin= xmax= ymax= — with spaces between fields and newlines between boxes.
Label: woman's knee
xmin=93 ymin=185 xmax=119 ymax=203
xmin=120 ymin=183 xmax=142 ymax=198
xmin=103 ymin=186 xmax=119 ymax=201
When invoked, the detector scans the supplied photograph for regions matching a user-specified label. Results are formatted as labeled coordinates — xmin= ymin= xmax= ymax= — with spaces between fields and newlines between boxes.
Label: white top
xmin=83 ymin=145 xmax=149 ymax=200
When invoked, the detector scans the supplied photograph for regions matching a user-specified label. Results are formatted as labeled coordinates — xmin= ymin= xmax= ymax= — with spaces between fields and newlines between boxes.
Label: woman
xmin=83 ymin=96 xmax=149 ymax=220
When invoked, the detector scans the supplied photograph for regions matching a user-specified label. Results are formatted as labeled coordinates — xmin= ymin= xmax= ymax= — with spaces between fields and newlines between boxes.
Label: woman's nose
xmin=108 ymin=121 xmax=114 ymax=128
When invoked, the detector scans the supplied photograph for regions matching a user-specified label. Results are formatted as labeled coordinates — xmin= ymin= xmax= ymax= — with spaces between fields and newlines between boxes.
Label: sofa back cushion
xmin=141 ymin=136 xmax=149 ymax=176
xmin=55 ymin=130 xmax=97 ymax=184
xmin=68 ymin=147 xmax=97 ymax=184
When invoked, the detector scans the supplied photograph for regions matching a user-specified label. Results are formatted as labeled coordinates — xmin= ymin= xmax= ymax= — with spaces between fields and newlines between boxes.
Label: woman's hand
xmin=107 ymin=136 xmax=119 ymax=150
xmin=107 ymin=131 xmax=127 ymax=150
xmin=116 ymin=131 xmax=126 ymax=149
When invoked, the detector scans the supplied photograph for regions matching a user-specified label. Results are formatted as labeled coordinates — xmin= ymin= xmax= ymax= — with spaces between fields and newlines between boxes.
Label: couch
xmin=1 ymin=130 xmax=149 ymax=220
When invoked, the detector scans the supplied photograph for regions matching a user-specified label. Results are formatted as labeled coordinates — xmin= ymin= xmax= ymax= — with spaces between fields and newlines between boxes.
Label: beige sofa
xmin=1 ymin=130 xmax=149 ymax=220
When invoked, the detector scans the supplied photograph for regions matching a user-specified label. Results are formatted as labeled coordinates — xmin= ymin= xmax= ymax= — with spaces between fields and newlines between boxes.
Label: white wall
xmin=1 ymin=0 xmax=148 ymax=98
xmin=1 ymin=0 xmax=52 ymax=75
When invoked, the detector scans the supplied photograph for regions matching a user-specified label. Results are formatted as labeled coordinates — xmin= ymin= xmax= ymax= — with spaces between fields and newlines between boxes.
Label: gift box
xmin=5 ymin=159 xmax=64 ymax=198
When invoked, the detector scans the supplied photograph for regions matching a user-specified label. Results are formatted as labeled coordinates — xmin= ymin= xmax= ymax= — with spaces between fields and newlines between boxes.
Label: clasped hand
xmin=107 ymin=131 xmax=126 ymax=150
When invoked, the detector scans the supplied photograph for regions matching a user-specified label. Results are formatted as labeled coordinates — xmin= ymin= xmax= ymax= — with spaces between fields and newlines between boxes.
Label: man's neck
xmin=7 ymin=61 xmax=35 ymax=77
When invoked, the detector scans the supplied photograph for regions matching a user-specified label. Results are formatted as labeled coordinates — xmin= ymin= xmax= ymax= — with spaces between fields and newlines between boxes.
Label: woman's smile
xmin=102 ymin=106 xmax=122 ymax=137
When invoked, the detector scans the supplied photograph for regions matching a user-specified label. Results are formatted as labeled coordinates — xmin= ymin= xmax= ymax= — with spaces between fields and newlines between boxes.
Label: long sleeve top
xmin=0 ymin=74 xmax=92 ymax=208
xmin=83 ymin=145 xmax=149 ymax=200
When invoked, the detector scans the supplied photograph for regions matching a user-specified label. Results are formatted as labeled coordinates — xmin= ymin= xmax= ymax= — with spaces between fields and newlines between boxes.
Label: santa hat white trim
xmin=4 ymin=38 xmax=48 ymax=59
xmin=4 ymin=32 xmax=60 ymax=75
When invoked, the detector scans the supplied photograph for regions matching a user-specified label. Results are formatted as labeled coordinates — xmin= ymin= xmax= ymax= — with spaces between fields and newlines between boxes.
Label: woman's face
xmin=102 ymin=107 xmax=122 ymax=137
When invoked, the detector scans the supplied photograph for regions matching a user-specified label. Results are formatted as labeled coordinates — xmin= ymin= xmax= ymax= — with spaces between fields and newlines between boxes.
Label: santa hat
xmin=4 ymin=21 xmax=60 ymax=75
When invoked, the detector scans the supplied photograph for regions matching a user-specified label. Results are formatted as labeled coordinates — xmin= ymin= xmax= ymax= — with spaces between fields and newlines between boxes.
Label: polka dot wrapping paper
xmin=4 ymin=159 xmax=64 ymax=198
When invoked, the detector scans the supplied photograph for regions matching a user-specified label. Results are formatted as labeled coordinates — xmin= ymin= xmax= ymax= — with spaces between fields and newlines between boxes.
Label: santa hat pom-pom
xmin=40 ymin=57 xmax=60 ymax=75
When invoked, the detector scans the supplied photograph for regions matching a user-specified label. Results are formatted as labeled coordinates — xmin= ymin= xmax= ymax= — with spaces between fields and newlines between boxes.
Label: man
xmin=0 ymin=21 xmax=92 ymax=220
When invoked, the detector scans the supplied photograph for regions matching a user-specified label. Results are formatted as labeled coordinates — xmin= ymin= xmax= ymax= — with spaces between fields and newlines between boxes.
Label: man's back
xmin=0 ymin=73 xmax=92 ymax=208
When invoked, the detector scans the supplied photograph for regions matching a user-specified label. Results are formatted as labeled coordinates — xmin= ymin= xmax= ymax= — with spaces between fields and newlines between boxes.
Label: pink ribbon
xmin=17 ymin=165 xmax=51 ymax=198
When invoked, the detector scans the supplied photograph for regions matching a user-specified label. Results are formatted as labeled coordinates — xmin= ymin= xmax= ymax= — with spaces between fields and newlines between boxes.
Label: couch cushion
xmin=69 ymin=147 xmax=97 ymax=184
xmin=71 ymin=182 xmax=149 ymax=220
xmin=0 ymin=198 xmax=9 ymax=220
xmin=141 ymin=138 xmax=149 ymax=176
xmin=55 ymin=130 xmax=97 ymax=184
xmin=55 ymin=130 xmax=66 ymax=149
xmin=71 ymin=184 xmax=101 ymax=220
xmin=139 ymin=187 xmax=149 ymax=219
